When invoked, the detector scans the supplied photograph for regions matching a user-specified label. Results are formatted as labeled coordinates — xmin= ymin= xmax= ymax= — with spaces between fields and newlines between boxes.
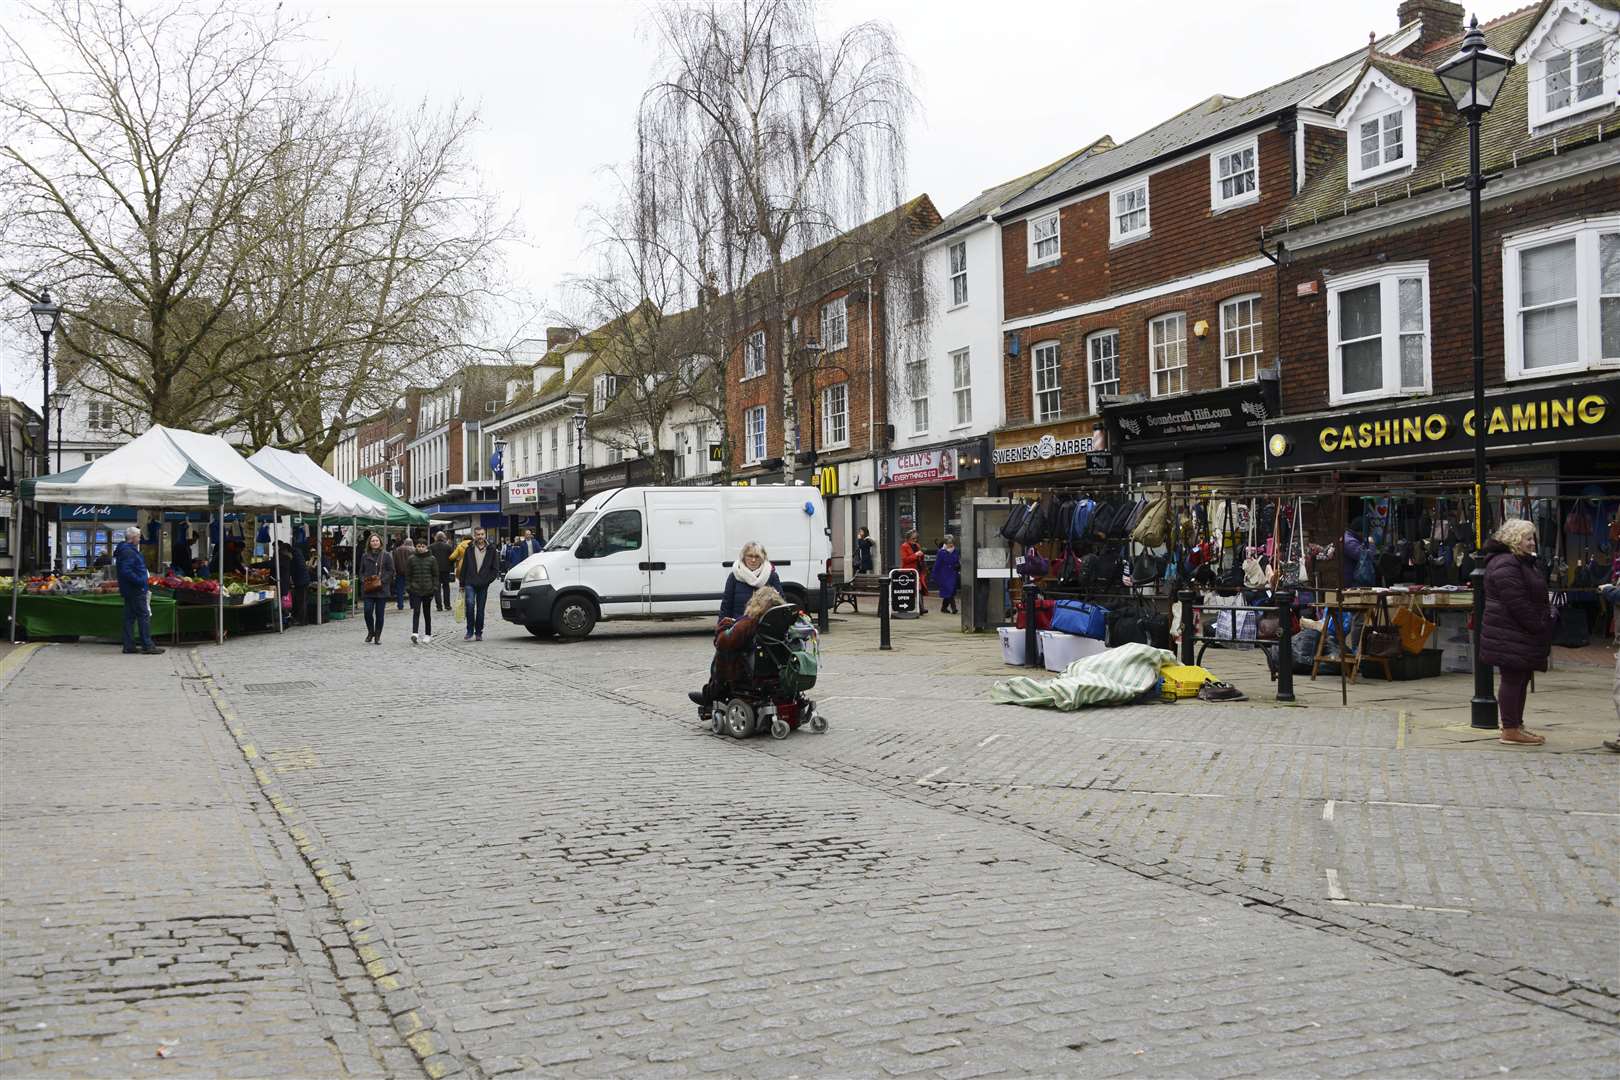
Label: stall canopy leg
xmin=273 ymin=510 xmax=284 ymax=634
xmin=216 ymin=506 xmax=225 ymax=646
xmin=316 ymin=509 xmax=324 ymax=626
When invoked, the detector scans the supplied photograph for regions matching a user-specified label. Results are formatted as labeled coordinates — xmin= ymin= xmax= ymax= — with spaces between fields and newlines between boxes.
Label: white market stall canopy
xmin=247 ymin=446 xmax=390 ymax=520
xmin=22 ymin=425 xmax=318 ymax=512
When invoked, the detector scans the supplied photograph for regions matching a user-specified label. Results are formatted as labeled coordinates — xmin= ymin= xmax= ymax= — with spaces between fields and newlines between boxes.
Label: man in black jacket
xmin=457 ymin=527 xmax=501 ymax=641
xmin=391 ymin=537 xmax=412 ymax=610
xmin=430 ymin=531 xmax=453 ymax=611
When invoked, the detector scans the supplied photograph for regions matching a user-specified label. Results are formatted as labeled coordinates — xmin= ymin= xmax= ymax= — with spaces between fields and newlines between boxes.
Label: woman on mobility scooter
xmin=689 ymin=587 xmax=826 ymax=740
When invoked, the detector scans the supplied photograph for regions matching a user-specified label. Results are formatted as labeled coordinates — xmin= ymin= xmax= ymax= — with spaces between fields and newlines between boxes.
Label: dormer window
xmin=592 ymin=374 xmax=619 ymax=412
xmin=1336 ymin=70 xmax=1416 ymax=187
xmin=1519 ymin=0 xmax=1619 ymax=132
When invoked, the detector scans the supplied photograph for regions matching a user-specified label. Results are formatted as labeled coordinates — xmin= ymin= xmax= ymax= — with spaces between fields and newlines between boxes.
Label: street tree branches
xmin=0 ymin=0 xmax=514 ymax=461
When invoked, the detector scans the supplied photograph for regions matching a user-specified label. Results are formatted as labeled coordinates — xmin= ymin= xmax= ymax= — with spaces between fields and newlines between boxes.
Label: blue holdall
xmin=1051 ymin=599 xmax=1108 ymax=639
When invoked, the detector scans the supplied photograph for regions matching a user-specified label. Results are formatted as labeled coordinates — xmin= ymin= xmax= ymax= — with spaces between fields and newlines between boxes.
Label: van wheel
xmin=781 ymin=585 xmax=807 ymax=610
xmin=525 ymin=622 xmax=552 ymax=639
xmin=554 ymin=597 xmax=596 ymax=640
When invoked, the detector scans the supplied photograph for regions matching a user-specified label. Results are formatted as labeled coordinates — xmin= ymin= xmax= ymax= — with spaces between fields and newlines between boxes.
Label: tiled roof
xmin=1269 ymin=6 xmax=1617 ymax=233
xmin=922 ymin=138 xmax=1114 ymax=244
xmin=996 ymin=29 xmax=1419 ymax=220
xmin=734 ymin=195 xmax=942 ymax=310
xmin=1369 ymin=56 xmax=1449 ymax=101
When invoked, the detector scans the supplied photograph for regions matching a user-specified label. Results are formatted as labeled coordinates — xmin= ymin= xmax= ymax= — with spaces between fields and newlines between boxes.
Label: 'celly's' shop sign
xmin=1263 ymin=377 xmax=1620 ymax=469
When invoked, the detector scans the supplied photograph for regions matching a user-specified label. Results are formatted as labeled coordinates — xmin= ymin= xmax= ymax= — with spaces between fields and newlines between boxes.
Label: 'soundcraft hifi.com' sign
xmin=1263 ymin=377 xmax=1619 ymax=469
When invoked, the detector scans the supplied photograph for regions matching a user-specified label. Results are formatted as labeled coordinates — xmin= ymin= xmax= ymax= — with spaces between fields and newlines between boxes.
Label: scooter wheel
xmin=724 ymin=700 xmax=756 ymax=739
xmin=708 ymin=711 xmax=725 ymax=735
xmin=769 ymin=717 xmax=790 ymax=740
xmin=809 ymin=714 xmax=828 ymax=734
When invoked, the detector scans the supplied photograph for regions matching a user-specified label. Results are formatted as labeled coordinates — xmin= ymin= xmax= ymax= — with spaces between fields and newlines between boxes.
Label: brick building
xmin=724 ymin=196 xmax=942 ymax=569
xmin=354 ymin=390 xmax=423 ymax=500
xmin=1258 ymin=0 xmax=1619 ymax=530
xmin=406 ymin=364 xmax=526 ymax=537
xmin=987 ymin=10 xmax=1439 ymax=489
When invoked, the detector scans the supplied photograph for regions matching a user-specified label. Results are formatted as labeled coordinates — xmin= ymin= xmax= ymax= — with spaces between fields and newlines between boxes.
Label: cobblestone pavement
xmin=0 ymin=644 xmax=402 ymax=1077
xmin=136 ymin=615 xmax=1620 ymax=1077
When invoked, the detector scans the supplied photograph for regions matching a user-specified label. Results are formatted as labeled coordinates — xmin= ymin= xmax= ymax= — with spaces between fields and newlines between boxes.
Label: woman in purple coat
xmin=1478 ymin=518 xmax=1553 ymax=745
xmin=933 ymin=534 xmax=962 ymax=615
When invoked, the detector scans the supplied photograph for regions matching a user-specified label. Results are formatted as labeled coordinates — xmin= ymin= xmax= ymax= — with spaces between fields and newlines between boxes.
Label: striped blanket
xmin=991 ymin=642 xmax=1175 ymax=710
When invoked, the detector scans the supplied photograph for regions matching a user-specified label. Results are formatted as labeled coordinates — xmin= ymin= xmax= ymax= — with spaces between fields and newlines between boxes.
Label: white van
xmin=498 ymin=485 xmax=832 ymax=639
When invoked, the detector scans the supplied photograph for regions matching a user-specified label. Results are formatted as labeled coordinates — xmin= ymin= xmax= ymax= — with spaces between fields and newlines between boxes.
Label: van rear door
xmin=644 ymin=489 xmax=727 ymax=614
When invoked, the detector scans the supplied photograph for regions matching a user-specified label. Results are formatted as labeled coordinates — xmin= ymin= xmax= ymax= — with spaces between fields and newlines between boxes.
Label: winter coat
xmin=405 ymin=551 xmax=440 ymax=598
xmin=720 ymin=569 xmax=782 ymax=622
xmin=1477 ymin=539 xmax=1554 ymax=672
xmin=709 ymin=615 xmax=761 ymax=688
xmin=855 ymin=536 xmax=874 ymax=574
xmin=457 ymin=542 xmax=502 ymax=587
xmin=430 ymin=540 xmax=453 ymax=579
xmin=114 ymin=541 xmax=149 ymax=597
xmin=391 ymin=544 xmax=413 ymax=578
xmin=932 ymin=546 xmax=961 ymax=600
xmin=358 ymin=549 xmax=395 ymax=597
xmin=899 ymin=542 xmax=929 ymax=594
xmin=289 ymin=545 xmax=311 ymax=588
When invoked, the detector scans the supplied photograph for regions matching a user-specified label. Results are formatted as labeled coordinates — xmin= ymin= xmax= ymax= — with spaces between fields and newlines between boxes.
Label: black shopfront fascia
xmin=1262 ymin=375 xmax=1620 ymax=472
xmin=1104 ymin=379 xmax=1278 ymax=475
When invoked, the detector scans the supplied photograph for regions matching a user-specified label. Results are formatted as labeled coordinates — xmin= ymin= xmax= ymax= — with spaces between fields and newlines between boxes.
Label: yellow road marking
xmin=1396 ymin=710 xmax=1407 ymax=750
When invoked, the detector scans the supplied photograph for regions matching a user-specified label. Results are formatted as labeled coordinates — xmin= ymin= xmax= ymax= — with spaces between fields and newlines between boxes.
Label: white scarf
xmin=733 ymin=559 xmax=773 ymax=588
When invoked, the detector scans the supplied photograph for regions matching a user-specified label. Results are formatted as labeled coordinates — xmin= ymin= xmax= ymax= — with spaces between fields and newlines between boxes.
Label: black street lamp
xmin=1436 ymin=15 xmax=1513 ymax=731
xmin=573 ymin=413 xmax=587 ymax=514
xmin=28 ymin=289 xmax=61 ymax=572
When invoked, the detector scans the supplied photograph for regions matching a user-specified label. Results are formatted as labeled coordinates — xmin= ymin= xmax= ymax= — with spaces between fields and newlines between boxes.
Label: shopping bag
xmin=1392 ymin=601 xmax=1436 ymax=655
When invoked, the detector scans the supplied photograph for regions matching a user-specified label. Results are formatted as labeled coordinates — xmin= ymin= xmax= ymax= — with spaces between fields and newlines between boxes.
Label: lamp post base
xmin=1469 ymin=694 xmax=1499 ymax=730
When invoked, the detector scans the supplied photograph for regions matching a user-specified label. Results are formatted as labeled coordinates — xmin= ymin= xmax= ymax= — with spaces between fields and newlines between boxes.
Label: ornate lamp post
xmin=1436 ymin=15 xmax=1513 ymax=730
xmin=28 ymin=290 xmax=61 ymax=572
xmin=573 ymin=413 xmax=587 ymax=514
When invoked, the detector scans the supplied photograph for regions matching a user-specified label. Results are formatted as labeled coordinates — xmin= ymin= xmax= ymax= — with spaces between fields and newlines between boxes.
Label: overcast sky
xmin=3 ymin=0 xmax=1521 ymax=410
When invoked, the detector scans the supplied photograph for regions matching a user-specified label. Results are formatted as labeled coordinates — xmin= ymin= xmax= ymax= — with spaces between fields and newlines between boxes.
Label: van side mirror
xmin=576 ymin=538 xmax=595 ymax=560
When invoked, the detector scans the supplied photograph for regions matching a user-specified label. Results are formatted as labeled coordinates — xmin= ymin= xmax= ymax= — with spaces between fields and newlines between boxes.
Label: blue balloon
xmin=803 ymin=501 xmax=815 ymax=516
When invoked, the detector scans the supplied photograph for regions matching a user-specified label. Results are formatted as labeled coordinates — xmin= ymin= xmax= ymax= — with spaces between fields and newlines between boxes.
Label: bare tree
xmin=642 ymin=0 xmax=919 ymax=482
xmin=0 ymin=0 xmax=513 ymax=460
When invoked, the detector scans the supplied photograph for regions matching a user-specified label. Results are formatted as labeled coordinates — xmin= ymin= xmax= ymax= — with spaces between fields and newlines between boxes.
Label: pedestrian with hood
xmin=358 ymin=533 xmax=393 ymax=644
xmin=114 ymin=526 xmax=164 ymax=655
xmin=855 ymin=526 xmax=874 ymax=574
xmin=430 ymin=531 xmax=453 ymax=612
xmin=720 ymin=541 xmax=782 ymax=623
xmin=391 ymin=536 xmax=412 ymax=610
xmin=933 ymin=535 xmax=961 ymax=615
xmin=406 ymin=537 xmax=440 ymax=644
xmin=457 ymin=526 xmax=501 ymax=641
xmin=1478 ymin=518 xmax=1555 ymax=746
xmin=899 ymin=529 xmax=930 ymax=615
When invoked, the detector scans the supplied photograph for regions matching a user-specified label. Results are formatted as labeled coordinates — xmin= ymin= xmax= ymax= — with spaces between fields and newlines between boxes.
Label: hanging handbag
xmin=1362 ymin=626 xmax=1402 ymax=658
xmin=1000 ymin=502 xmax=1029 ymax=541
xmin=1392 ymin=596 xmax=1437 ymax=655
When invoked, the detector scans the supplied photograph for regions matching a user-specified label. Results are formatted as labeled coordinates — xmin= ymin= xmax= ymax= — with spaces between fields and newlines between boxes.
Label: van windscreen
xmin=546 ymin=512 xmax=596 ymax=551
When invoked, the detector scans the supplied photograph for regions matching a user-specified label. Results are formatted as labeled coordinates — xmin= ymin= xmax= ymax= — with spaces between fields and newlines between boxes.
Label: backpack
xmin=1130 ymin=497 xmax=1170 ymax=547
xmin=1352 ymin=542 xmax=1377 ymax=587
xmin=1071 ymin=498 xmax=1098 ymax=541
xmin=1107 ymin=498 xmax=1133 ymax=539
xmin=1015 ymin=503 xmax=1045 ymax=545
xmin=1000 ymin=502 xmax=1029 ymax=541
xmin=1035 ymin=493 xmax=1061 ymax=540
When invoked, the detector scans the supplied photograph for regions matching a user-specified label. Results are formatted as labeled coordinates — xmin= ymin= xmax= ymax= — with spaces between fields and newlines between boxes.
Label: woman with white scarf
xmin=719 ymin=541 xmax=783 ymax=623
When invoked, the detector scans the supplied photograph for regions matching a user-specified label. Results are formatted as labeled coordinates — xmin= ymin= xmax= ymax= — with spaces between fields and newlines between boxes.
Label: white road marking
xmin=976 ymin=733 xmax=1008 ymax=748
xmin=1367 ymin=800 xmax=1443 ymax=810
xmin=916 ymin=766 xmax=948 ymax=786
xmin=1328 ymin=899 xmax=1472 ymax=915
xmin=1322 ymin=800 xmax=1335 ymax=822
xmin=1324 ymin=868 xmax=1346 ymax=901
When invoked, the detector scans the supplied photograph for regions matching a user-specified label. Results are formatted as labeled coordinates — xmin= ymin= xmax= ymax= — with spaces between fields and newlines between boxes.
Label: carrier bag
xmin=1051 ymin=599 xmax=1108 ymax=639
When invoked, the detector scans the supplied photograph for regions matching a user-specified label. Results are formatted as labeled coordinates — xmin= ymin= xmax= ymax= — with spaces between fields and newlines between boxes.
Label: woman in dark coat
xmin=855 ymin=527 xmax=874 ymax=574
xmin=719 ymin=541 xmax=782 ymax=623
xmin=932 ymin=534 xmax=961 ymax=614
xmin=1478 ymin=518 xmax=1553 ymax=745
xmin=357 ymin=534 xmax=394 ymax=644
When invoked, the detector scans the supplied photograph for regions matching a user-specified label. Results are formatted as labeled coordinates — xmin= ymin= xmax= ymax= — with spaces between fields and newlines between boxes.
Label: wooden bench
xmin=832 ymin=575 xmax=886 ymax=614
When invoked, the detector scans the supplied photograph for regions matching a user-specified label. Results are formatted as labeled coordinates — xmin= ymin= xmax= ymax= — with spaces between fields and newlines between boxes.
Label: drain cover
xmin=242 ymin=680 xmax=317 ymax=693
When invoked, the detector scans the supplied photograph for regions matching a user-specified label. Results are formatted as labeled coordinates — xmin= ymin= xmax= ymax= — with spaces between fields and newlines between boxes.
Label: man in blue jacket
xmin=114 ymin=526 xmax=164 ymax=655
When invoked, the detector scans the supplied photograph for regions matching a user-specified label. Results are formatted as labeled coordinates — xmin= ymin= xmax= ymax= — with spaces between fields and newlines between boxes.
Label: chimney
xmin=546 ymin=325 xmax=579 ymax=352
xmin=1396 ymin=0 xmax=1465 ymax=55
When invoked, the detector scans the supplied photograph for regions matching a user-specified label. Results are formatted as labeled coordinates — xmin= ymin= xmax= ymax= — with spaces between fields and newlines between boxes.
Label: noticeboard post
xmin=888 ymin=568 xmax=919 ymax=619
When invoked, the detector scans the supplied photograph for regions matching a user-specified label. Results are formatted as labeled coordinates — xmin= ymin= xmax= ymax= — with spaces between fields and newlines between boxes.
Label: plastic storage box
xmin=999 ymin=625 xmax=1041 ymax=666
xmin=1039 ymin=630 xmax=1108 ymax=672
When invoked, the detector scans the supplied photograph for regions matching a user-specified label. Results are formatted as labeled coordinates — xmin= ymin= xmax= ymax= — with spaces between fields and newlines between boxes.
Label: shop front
xmin=501 ymin=470 xmax=580 ymax=540
xmin=416 ymin=500 xmax=504 ymax=540
xmin=990 ymin=418 xmax=1107 ymax=494
xmin=878 ymin=438 xmax=992 ymax=562
xmin=1106 ymin=378 xmax=1278 ymax=484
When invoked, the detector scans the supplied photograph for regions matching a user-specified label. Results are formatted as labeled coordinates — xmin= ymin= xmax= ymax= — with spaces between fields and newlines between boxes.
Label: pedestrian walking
xmin=406 ymin=537 xmax=440 ymax=644
xmin=358 ymin=534 xmax=393 ymax=644
xmin=1478 ymin=519 xmax=1554 ymax=746
xmin=457 ymin=526 xmax=501 ymax=641
xmin=855 ymin=526 xmax=874 ymax=574
xmin=391 ymin=537 xmax=412 ymax=610
xmin=933 ymin=534 xmax=961 ymax=615
xmin=430 ymin=531 xmax=453 ymax=612
xmin=288 ymin=539 xmax=311 ymax=625
xmin=720 ymin=541 xmax=782 ymax=623
xmin=899 ymin=530 xmax=929 ymax=615
xmin=506 ymin=528 xmax=542 ymax=571
xmin=114 ymin=526 xmax=164 ymax=655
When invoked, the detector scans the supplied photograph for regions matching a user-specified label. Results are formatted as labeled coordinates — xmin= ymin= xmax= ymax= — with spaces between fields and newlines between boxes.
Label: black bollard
xmin=817 ymin=574 xmax=830 ymax=634
xmin=879 ymin=577 xmax=892 ymax=651
xmin=1275 ymin=590 xmax=1295 ymax=702
xmin=1024 ymin=580 xmax=1040 ymax=668
xmin=1178 ymin=587 xmax=1198 ymax=666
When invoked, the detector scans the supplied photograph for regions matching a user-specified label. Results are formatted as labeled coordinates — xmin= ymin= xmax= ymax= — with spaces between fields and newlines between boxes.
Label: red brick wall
xmin=726 ymin=283 xmax=891 ymax=474
xmin=1002 ymin=267 xmax=1278 ymax=426
xmin=1003 ymin=125 xmax=1292 ymax=322
xmin=1276 ymin=175 xmax=1620 ymax=414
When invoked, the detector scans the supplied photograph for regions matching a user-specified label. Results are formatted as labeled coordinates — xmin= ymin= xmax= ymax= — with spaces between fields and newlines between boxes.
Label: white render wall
xmin=888 ymin=219 xmax=1006 ymax=449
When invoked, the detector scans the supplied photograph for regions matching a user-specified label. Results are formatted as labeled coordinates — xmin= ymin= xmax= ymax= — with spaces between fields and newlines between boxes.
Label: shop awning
xmin=247 ymin=447 xmax=391 ymax=520
xmin=21 ymin=426 xmax=317 ymax=512
xmin=346 ymin=476 xmax=429 ymax=526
